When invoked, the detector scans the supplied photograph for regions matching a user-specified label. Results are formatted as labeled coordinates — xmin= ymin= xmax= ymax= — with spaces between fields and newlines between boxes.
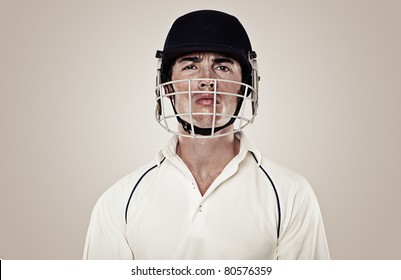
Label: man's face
xmin=169 ymin=52 xmax=243 ymax=130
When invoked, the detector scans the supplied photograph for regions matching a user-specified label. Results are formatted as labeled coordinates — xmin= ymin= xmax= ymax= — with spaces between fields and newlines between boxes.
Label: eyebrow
xmin=213 ymin=57 xmax=235 ymax=64
xmin=176 ymin=56 xmax=235 ymax=64
xmin=176 ymin=56 xmax=201 ymax=63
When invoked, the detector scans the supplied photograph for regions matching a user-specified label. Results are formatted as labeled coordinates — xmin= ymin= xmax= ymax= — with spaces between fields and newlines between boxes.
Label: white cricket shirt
xmin=84 ymin=132 xmax=330 ymax=259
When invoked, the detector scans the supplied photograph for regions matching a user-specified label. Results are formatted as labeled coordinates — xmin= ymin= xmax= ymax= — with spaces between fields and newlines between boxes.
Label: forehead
xmin=174 ymin=52 xmax=239 ymax=63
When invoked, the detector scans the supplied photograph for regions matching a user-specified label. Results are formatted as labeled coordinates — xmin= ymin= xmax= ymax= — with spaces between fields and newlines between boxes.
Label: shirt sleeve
xmin=275 ymin=177 xmax=330 ymax=259
xmin=83 ymin=188 xmax=134 ymax=260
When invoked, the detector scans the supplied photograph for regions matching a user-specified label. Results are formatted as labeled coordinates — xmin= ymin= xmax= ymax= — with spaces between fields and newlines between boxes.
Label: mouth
xmin=194 ymin=94 xmax=218 ymax=106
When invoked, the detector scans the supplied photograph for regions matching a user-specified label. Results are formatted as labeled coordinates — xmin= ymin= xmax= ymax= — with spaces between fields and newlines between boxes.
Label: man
xmin=84 ymin=10 xmax=330 ymax=259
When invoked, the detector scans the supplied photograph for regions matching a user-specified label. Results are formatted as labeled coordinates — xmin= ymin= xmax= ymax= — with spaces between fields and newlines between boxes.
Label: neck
xmin=176 ymin=129 xmax=240 ymax=195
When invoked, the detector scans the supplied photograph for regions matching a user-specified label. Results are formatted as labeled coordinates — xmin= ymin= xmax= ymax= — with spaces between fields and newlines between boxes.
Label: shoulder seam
xmin=124 ymin=157 xmax=166 ymax=224
xmin=250 ymin=152 xmax=282 ymax=241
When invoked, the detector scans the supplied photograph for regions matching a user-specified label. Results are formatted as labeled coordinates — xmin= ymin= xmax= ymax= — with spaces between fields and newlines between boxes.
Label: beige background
xmin=1 ymin=0 xmax=400 ymax=259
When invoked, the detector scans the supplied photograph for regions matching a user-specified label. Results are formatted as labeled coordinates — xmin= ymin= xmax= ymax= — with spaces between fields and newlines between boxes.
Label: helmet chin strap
xmin=170 ymin=98 xmax=243 ymax=136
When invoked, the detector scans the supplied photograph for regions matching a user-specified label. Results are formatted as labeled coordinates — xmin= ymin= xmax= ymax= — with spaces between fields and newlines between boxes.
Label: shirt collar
xmin=156 ymin=135 xmax=178 ymax=165
xmin=234 ymin=132 xmax=262 ymax=166
xmin=156 ymin=132 xmax=262 ymax=166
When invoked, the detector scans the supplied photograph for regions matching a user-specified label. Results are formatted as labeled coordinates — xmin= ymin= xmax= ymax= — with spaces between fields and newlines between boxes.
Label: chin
xmin=191 ymin=116 xmax=231 ymax=128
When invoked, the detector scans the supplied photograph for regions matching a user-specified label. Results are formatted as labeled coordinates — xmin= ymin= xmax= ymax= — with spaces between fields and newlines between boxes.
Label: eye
xmin=182 ymin=64 xmax=197 ymax=70
xmin=216 ymin=65 xmax=230 ymax=72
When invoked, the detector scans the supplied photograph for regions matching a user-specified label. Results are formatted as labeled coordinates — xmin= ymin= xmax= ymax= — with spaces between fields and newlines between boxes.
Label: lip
xmin=194 ymin=94 xmax=218 ymax=106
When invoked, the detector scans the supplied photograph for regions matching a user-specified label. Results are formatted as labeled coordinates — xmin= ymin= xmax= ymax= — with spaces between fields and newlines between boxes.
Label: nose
xmin=198 ymin=80 xmax=215 ymax=90
xmin=197 ymin=65 xmax=216 ymax=90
